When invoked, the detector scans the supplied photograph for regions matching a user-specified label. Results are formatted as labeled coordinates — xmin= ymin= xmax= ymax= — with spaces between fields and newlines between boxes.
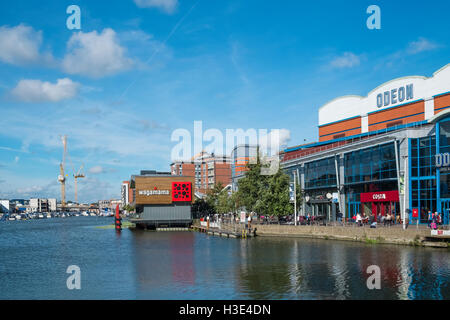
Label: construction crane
xmin=58 ymin=135 xmax=68 ymax=209
xmin=74 ymin=164 xmax=85 ymax=204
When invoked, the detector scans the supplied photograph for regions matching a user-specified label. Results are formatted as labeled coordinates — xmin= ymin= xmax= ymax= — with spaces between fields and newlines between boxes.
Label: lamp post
xmin=402 ymin=155 xmax=408 ymax=230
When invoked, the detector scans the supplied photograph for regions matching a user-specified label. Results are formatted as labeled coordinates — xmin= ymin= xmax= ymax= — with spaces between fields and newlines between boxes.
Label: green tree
xmin=205 ymin=182 xmax=225 ymax=212
xmin=263 ymin=169 xmax=293 ymax=217
xmin=192 ymin=198 xmax=214 ymax=217
xmin=236 ymin=151 xmax=269 ymax=212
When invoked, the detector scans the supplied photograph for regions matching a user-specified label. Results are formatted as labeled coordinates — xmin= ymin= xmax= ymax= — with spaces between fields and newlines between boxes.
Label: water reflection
xmin=1 ymin=218 xmax=448 ymax=300
xmin=233 ymin=237 xmax=450 ymax=300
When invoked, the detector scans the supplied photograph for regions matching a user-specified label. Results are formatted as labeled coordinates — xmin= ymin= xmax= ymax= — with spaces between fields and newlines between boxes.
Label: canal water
xmin=0 ymin=217 xmax=449 ymax=300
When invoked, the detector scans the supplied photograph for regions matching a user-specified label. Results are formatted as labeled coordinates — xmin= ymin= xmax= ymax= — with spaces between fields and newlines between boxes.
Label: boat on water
xmin=81 ymin=211 xmax=89 ymax=217
xmin=90 ymin=212 xmax=96 ymax=217
xmin=46 ymin=213 xmax=51 ymax=219
xmin=38 ymin=213 xmax=44 ymax=219
xmin=8 ymin=215 xmax=16 ymax=221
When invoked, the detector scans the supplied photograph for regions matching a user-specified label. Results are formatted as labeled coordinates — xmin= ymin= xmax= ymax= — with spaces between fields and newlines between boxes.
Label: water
xmin=0 ymin=217 xmax=449 ymax=300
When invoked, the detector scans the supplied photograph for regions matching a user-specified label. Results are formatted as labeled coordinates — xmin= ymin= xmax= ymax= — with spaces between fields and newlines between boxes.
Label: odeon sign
xmin=435 ymin=153 xmax=450 ymax=168
xmin=376 ymin=83 xmax=414 ymax=108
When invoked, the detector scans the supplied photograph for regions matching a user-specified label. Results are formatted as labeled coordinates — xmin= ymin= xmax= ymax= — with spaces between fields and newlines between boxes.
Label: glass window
xmin=344 ymin=142 xmax=397 ymax=184
xmin=304 ymin=157 xmax=337 ymax=189
xmin=440 ymin=173 xmax=450 ymax=198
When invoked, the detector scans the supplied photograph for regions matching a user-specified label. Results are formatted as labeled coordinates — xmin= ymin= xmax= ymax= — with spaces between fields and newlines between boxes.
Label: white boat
xmin=38 ymin=214 xmax=44 ymax=219
xmin=46 ymin=213 xmax=51 ymax=219
xmin=8 ymin=216 xmax=15 ymax=221
xmin=90 ymin=212 xmax=96 ymax=217
xmin=81 ymin=211 xmax=89 ymax=216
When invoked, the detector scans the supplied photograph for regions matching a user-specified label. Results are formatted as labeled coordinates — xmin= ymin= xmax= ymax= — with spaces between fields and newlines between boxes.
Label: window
xmin=304 ymin=157 xmax=337 ymax=189
xmin=344 ymin=142 xmax=397 ymax=184
xmin=410 ymin=136 xmax=438 ymax=223
xmin=410 ymin=136 xmax=436 ymax=178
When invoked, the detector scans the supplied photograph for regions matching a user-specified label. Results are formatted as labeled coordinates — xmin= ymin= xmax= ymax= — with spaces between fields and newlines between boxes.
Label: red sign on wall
xmin=172 ymin=182 xmax=192 ymax=202
xmin=360 ymin=190 xmax=399 ymax=203
xmin=412 ymin=208 xmax=419 ymax=218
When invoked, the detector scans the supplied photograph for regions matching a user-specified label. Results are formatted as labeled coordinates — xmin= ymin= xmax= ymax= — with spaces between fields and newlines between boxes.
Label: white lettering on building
xmin=372 ymin=194 xmax=386 ymax=200
xmin=436 ymin=153 xmax=450 ymax=168
xmin=139 ymin=190 xmax=170 ymax=196
xmin=376 ymin=84 xmax=413 ymax=108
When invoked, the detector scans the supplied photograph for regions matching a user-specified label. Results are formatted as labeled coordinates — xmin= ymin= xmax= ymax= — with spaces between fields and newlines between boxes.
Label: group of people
xmin=352 ymin=212 xmax=396 ymax=228
xmin=428 ymin=211 xmax=443 ymax=230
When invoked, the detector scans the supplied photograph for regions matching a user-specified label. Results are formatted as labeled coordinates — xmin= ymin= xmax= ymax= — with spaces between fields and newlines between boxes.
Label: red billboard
xmin=360 ymin=190 xmax=399 ymax=203
xmin=172 ymin=182 xmax=192 ymax=202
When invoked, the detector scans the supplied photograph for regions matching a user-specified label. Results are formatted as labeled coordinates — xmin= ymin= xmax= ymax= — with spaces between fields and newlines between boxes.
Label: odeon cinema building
xmin=281 ymin=64 xmax=450 ymax=225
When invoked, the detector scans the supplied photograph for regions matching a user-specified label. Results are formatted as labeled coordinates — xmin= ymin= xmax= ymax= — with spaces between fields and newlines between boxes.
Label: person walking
xmin=428 ymin=210 xmax=432 ymax=228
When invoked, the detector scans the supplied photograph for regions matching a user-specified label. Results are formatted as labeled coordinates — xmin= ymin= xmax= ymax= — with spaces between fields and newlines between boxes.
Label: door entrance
xmin=371 ymin=201 xmax=399 ymax=221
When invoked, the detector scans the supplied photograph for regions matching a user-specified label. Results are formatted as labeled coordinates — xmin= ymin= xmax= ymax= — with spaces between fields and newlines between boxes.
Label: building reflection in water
xmin=131 ymin=231 xmax=195 ymax=296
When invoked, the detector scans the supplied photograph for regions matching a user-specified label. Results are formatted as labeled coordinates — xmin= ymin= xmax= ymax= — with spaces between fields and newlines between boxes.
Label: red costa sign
xmin=360 ymin=191 xmax=399 ymax=203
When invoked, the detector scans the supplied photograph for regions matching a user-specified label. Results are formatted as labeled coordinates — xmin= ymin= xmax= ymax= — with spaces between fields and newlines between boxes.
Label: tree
xmin=205 ymin=182 xmax=225 ymax=213
xmin=192 ymin=198 xmax=215 ymax=218
xmin=236 ymin=150 xmax=269 ymax=212
xmin=262 ymin=169 xmax=292 ymax=217
xmin=123 ymin=204 xmax=135 ymax=212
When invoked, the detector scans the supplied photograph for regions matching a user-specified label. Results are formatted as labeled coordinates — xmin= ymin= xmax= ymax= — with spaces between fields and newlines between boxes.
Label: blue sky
xmin=0 ymin=0 xmax=449 ymax=203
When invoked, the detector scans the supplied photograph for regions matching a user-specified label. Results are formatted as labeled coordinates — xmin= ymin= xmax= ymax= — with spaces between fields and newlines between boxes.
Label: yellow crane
xmin=58 ymin=135 xmax=68 ymax=209
xmin=74 ymin=164 xmax=85 ymax=204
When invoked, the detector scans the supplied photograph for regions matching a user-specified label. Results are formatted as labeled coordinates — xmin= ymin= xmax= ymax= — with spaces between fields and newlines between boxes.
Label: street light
xmin=401 ymin=155 xmax=408 ymax=230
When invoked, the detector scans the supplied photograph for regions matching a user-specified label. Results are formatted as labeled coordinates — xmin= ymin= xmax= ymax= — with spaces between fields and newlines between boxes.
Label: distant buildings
xmin=29 ymin=198 xmax=57 ymax=213
xmin=171 ymin=151 xmax=231 ymax=196
xmin=231 ymin=144 xmax=259 ymax=192
xmin=98 ymin=199 xmax=122 ymax=212
xmin=0 ymin=200 xmax=10 ymax=214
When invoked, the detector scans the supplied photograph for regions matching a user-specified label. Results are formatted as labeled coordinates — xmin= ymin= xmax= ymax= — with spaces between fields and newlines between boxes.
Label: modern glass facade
xmin=408 ymin=116 xmax=450 ymax=224
xmin=410 ymin=136 xmax=437 ymax=223
xmin=344 ymin=142 xmax=398 ymax=219
xmin=304 ymin=157 xmax=337 ymax=189
xmin=344 ymin=143 xmax=397 ymax=184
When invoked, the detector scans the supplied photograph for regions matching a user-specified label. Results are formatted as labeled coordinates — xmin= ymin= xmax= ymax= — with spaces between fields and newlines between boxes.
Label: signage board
xmin=376 ymin=84 xmax=414 ymax=108
xmin=436 ymin=153 xmax=450 ymax=168
xmin=289 ymin=182 xmax=295 ymax=203
xmin=412 ymin=208 xmax=419 ymax=218
xmin=360 ymin=190 xmax=399 ymax=203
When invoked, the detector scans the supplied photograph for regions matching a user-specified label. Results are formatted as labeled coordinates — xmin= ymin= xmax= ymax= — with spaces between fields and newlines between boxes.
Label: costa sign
xmin=361 ymin=191 xmax=399 ymax=203
xmin=435 ymin=153 xmax=450 ymax=168
xmin=372 ymin=194 xmax=386 ymax=200
xmin=376 ymin=84 xmax=414 ymax=108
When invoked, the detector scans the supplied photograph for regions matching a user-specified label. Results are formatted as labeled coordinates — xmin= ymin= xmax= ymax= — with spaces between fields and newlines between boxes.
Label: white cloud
xmin=134 ymin=0 xmax=178 ymax=14
xmin=11 ymin=78 xmax=79 ymax=102
xmin=89 ymin=166 xmax=104 ymax=174
xmin=407 ymin=37 xmax=440 ymax=55
xmin=330 ymin=52 xmax=361 ymax=69
xmin=0 ymin=24 xmax=53 ymax=66
xmin=62 ymin=28 xmax=133 ymax=78
xmin=259 ymin=129 xmax=291 ymax=155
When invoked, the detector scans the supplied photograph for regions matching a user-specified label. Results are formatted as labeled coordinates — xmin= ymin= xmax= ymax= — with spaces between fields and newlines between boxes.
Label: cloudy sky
xmin=0 ymin=0 xmax=449 ymax=202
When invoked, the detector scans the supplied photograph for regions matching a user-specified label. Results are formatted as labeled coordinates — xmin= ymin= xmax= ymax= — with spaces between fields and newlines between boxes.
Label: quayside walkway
xmin=254 ymin=224 xmax=449 ymax=248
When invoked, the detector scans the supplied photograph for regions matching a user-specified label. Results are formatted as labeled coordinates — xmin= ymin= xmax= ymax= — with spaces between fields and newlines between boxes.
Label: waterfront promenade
xmin=195 ymin=220 xmax=449 ymax=248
